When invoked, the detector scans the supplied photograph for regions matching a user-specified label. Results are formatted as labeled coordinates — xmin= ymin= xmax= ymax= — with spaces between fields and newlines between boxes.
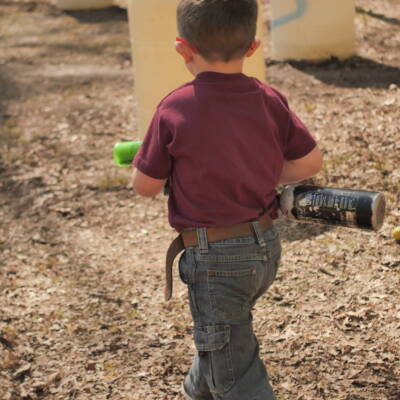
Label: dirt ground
xmin=0 ymin=1 xmax=399 ymax=399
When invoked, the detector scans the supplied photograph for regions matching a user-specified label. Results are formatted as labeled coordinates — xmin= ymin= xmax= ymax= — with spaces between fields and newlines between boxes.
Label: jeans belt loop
xmin=196 ymin=227 xmax=209 ymax=254
xmin=252 ymin=220 xmax=266 ymax=248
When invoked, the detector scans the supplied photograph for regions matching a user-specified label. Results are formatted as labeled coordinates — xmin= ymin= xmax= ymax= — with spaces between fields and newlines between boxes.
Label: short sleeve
xmin=133 ymin=108 xmax=172 ymax=179
xmin=272 ymin=90 xmax=317 ymax=161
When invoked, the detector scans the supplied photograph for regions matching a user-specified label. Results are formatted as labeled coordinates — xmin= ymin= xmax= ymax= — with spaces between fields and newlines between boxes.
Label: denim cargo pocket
xmin=194 ymin=325 xmax=234 ymax=393
xmin=208 ymin=266 xmax=257 ymax=320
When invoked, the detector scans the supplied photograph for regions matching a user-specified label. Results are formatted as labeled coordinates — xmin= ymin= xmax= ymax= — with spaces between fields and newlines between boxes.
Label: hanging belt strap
xmin=165 ymin=235 xmax=185 ymax=301
xmin=164 ymin=214 xmax=273 ymax=301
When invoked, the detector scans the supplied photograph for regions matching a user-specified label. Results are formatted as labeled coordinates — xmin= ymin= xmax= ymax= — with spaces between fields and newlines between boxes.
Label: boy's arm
xmin=132 ymin=167 xmax=167 ymax=197
xmin=279 ymin=145 xmax=323 ymax=185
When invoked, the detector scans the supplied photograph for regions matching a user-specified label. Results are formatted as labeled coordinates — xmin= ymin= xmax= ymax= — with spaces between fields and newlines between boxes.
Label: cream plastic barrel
xmin=52 ymin=0 xmax=115 ymax=10
xmin=270 ymin=0 xmax=355 ymax=60
xmin=127 ymin=0 xmax=266 ymax=136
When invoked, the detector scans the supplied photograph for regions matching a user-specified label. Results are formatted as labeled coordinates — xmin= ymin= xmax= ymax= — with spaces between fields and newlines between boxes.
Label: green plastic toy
xmin=113 ymin=140 xmax=142 ymax=166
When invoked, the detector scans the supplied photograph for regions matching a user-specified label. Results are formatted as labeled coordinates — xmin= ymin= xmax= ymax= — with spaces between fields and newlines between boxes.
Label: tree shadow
xmin=388 ymin=388 xmax=400 ymax=400
xmin=0 ymin=1 xmax=42 ymax=8
xmin=268 ymin=56 xmax=400 ymax=89
xmin=0 ymin=66 xmax=24 ymax=173
xmin=0 ymin=46 xmax=131 ymax=103
xmin=3 ymin=40 xmax=131 ymax=57
xmin=65 ymin=6 xmax=127 ymax=23
xmin=0 ymin=66 xmax=21 ymax=157
xmin=356 ymin=6 xmax=400 ymax=26
xmin=0 ymin=65 xmax=21 ymax=103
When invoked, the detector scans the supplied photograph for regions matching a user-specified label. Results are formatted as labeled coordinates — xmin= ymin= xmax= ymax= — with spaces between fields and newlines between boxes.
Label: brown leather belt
xmin=164 ymin=214 xmax=273 ymax=301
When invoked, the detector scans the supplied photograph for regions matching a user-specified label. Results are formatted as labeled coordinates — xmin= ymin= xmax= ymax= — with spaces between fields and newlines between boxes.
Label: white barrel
xmin=127 ymin=0 xmax=266 ymax=136
xmin=270 ymin=0 xmax=355 ymax=60
xmin=52 ymin=0 xmax=115 ymax=10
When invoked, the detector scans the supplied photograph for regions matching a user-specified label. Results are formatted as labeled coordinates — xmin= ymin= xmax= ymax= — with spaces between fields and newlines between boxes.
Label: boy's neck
xmin=191 ymin=56 xmax=245 ymax=75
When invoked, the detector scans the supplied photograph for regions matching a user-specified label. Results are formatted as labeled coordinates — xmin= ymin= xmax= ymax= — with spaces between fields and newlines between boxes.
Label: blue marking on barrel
xmin=271 ymin=0 xmax=308 ymax=30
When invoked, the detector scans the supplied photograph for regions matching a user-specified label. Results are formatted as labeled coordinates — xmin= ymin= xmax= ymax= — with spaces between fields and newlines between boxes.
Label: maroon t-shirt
xmin=134 ymin=71 xmax=316 ymax=232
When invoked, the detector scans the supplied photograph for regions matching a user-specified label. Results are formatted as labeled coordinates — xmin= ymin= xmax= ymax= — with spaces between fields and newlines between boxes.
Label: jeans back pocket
xmin=208 ymin=265 xmax=257 ymax=321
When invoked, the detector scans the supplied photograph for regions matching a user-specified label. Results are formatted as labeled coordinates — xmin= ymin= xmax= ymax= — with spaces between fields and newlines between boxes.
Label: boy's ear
xmin=175 ymin=41 xmax=194 ymax=64
xmin=245 ymin=38 xmax=261 ymax=57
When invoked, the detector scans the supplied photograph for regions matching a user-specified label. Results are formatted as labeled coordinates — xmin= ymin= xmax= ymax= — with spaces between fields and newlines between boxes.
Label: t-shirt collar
xmin=194 ymin=71 xmax=248 ymax=83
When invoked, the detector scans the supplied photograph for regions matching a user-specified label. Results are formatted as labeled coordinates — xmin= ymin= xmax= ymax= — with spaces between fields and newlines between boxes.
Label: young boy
xmin=132 ymin=0 xmax=323 ymax=399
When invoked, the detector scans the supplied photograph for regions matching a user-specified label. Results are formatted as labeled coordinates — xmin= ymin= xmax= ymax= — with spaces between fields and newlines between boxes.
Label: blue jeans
xmin=179 ymin=224 xmax=281 ymax=400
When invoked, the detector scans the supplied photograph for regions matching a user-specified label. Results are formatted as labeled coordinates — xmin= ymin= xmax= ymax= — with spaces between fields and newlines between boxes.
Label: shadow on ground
xmin=268 ymin=56 xmax=400 ymax=89
xmin=0 ymin=65 xmax=20 ymax=102
xmin=356 ymin=6 xmax=400 ymax=26
xmin=65 ymin=6 xmax=127 ymax=23
xmin=0 ymin=66 xmax=22 ymax=168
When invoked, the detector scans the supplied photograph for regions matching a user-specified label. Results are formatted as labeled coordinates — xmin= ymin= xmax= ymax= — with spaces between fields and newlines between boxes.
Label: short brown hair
xmin=177 ymin=0 xmax=258 ymax=63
